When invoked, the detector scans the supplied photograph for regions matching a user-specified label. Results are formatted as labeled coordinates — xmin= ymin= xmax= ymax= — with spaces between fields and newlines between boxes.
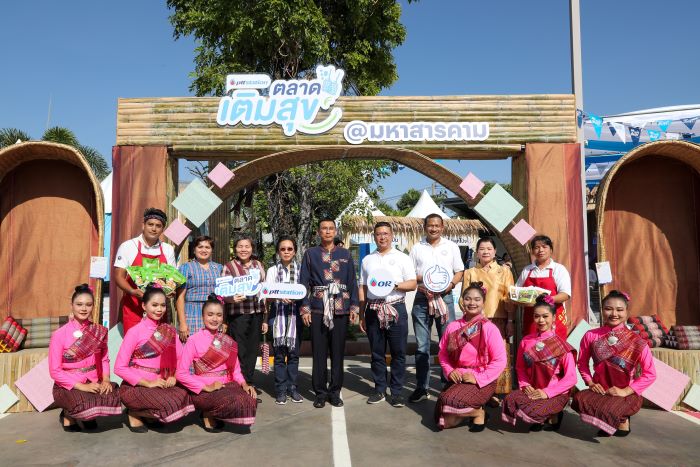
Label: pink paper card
xmin=459 ymin=172 xmax=485 ymax=199
xmin=509 ymin=219 xmax=536 ymax=245
xmin=164 ymin=219 xmax=192 ymax=245
xmin=14 ymin=357 xmax=54 ymax=412
xmin=207 ymin=162 xmax=234 ymax=189
xmin=642 ymin=357 xmax=690 ymax=411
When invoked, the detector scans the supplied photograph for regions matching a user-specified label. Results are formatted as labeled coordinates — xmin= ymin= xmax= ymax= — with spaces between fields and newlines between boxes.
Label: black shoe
xmin=256 ymin=397 xmax=263 ymax=404
xmin=614 ymin=418 xmax=631 ymax=437
xmin=125 ymin=417 xmax=148 ymax=433
xmin=596 ymin=429 xmax=611 ymax=437
xmin=82 ymin=419 xmax=98 ymax=431
xmin=313 ymin=396 xmax=327 ymax=408
xmin=543 ymin=411 xmax=564 ymax=432
xmin=289 ymin=391 xmax=304 ymax=403
xmin=59 ymin=410 xmax=81 ymax=432
xmin=529 ymin=423 xmax=544 ymax=432
xmin=143 ymin=419 xmax=164 ymax=428
xmin=329 ymin=396 xmax=344 ymax=407
xmin=367 ymin=392 xmax=386 ymax=404
xmin=275 ymin=394 xmax=288 ymax=405
xmin=390 ymin=395 xmax=406 ymax=408
xmin=408 ymin=388 xmax=429 ymax=403
xmin=202 ymin=422 xmax=223 ymax=433
xmin=469 ymin=413 xmax=489 ymax=433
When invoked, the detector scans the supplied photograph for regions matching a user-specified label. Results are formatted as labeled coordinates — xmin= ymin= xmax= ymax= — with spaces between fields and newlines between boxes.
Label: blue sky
xmin=1 ymin=0 xmax=698 ymax=204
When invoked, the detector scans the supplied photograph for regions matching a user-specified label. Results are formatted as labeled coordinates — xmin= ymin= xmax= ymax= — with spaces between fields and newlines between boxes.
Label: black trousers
xmin=310 ymin=313 xmax=348 ymax=399
xmin=227 ymin=312 xmax=263 ymax=384
xmin=366 ymin=303 xmax=408 ymax=396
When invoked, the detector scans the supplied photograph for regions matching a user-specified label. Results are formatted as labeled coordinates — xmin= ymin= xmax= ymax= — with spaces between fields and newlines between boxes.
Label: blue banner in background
xmin=629 ymin=127 xmax=641 ymax=145
xmin=656 ymin=119 xmax=672 ymax=132
xmin=647 ymin=129 xmax=661 ymax=141
xmin=589 ymin=114 xmax=603 ymax=138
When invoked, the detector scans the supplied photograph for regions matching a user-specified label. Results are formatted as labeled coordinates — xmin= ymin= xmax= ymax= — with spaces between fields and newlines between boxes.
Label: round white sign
xmin=423 ymin=264 xmax=451 ymax=293
xmin=367 ymin=268 xmax=395 ymax=298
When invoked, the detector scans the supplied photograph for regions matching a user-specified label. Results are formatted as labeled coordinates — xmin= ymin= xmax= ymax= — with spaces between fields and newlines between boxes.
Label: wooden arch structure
xmin=596 ymin=140 xmax=700 ymax=326
xmin=0 ymin=142 xmax=104 ymax=322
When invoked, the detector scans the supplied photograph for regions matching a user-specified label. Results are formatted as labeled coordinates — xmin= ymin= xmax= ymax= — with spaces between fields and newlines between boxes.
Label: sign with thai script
xmin=343 ymin=121 xmax=490 ymax=145
xmin=215 ymin=270 xmax=262 ymax=297
xmin=217 ymin=65 xmax=345 ymax=136
xmin=260 ymin=283 xmax=307 ymax=300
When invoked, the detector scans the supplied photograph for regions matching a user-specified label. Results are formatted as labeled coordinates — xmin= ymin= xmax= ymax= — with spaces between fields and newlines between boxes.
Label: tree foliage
xmin=394 ymin=188 xmax=446 ymax=216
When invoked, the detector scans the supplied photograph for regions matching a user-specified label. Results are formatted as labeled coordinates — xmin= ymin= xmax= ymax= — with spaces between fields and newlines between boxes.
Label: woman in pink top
xmin=177 ymin=294 xmax=257 ymax=432
xmin=501 ymin=294 xmax=576 ymax=431
xmin=435 ymin=282 xmax=507 ymax=431
xmin=49 ymin=284 xmax=121 ymax=432
xmin=115 ymin=285 xmax=194 ymax=433
xmin=572 ymin=290 xmax=656 ymax=437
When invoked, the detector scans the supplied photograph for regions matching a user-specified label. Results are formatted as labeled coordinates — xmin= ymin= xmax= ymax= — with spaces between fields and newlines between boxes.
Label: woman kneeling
xmin=502 ymin=294 xmax=576 ymax=431
xmin=115 ymin=284 xmax=194 ymax=432
xmin=49 ymin=284 xmax=121 ymax=431
xmin=435 ymin=282 xmax=507 ymax=431
xmin=572 ymin=290 xmax=656 ymax=437
xmin=177 ymin=294 xmax=258 ymax=432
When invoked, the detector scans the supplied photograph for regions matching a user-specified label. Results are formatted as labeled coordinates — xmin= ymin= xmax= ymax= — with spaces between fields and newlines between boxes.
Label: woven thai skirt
xmin=119 ymin=383 xmax=194 ymax=423
xmin=501 ymin=389 xmax=569 ymax=425
xmin=190 ymin=383 xmax=257 ymax=426
xmin=571 ymin=389 xmax=643 ymax=435
xmin=52 ymin=383 xmax=122 ymax=420
xmin=434 ymin=381 xmax=497 ymax=429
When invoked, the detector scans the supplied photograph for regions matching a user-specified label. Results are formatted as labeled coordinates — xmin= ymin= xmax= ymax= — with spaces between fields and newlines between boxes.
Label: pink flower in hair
xmin=216 ymin=295 xmax=225 ymax=304
xmin=543 ymin=295 xmax=555 ymax=306
xmin=150 ymin=282 xmax=163 ymax=289
xmin=621 ymin=291 xmax=631 ymax=301
xmin=88 ymin=286 xmax=94 ymax=293
xmin=480 ymin=285 xmax=488 ymax=295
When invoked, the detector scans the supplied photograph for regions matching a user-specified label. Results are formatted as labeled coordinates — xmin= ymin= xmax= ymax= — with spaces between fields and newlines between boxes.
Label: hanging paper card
xmin=0 ymin=384 xmax=19 ymax=414
xmin=509 ymin=219 xmax=536 ymax=245
xmin=163 ymin=219 xmax=192 ymax=245
xmin=642 ymin=358 xmax=690 ymax=411
xmin=89 ymin=256 xmax=107 ymax=279
xmin=172 ymin=178 xmax=223 ymax=227
xmin=108 ymin=324 xmax=124 ymax=384
xmin=459 ymin=172 xmax=485 ymax=199
xmin=207 ymin=162 xmax=235 ymax=189
xmin=14 ymin=358 xmax=54 ymax=412
xmin=595 ymin=261 xmax=613 ymax=285
xmin=473 ymin=184 xmax=523 ymax=232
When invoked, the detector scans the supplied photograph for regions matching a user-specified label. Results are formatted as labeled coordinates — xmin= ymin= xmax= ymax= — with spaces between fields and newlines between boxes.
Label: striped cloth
xmin=627 ymin=315 xmax=669 ymax=348
xmin=52 ymin=383 xmax=122 ymax=420
xmin=434 ymin=381 xmax=497 ymax=430
xmin=16 ymin=317 xmax=69 ymax=349
xmin=572 ymin=390 xmax=643 ymax=435
xmin=119 ymin=384 xmax=195 ymax=423
xmin=190 ymin=382 xmax=257 ymax=425
xmin=501 ymin=390 xmax=569 ymax=426
xmin=665 ymin=326 xmax=700 ymax=350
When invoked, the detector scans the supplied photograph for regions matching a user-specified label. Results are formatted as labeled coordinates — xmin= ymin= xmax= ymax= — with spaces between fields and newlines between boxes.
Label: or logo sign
xmin=423 ymin=264 xmax=451 ymax=293
xmin=226 ymin=73 xmax=272 ymax=91
xmin=217 ymin=65 xmax=345 ymax=136
xmin=343 ymin=120 xmax=489 ymax=145
xmin=367 ymin=268 xmax=394 ymax=298
xmin=259 ymin=283 xmax=307 ymax=300
xmin=215 ymin=269 xmax=262 ymax=297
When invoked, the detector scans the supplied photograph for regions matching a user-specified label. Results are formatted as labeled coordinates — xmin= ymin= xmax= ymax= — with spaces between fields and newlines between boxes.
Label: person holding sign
xmin=359 ymin=222 xmax=417 ymax=407
xmin=299 ymin=219 xmax=359 ymax=409
xmin=222 ymin=235 xmax=267 ymax=397
xmin=516 ymin=235 xmax=571 ymax=340
xmin=113 ymin=208 xmax=177 ymax=334
xmin=115 ymin=285 xmax=194 ymax=432
xmin=501 ymin=294 xmax=576 ymax=432
xmin=409 ymin=213 xmax=464 ymax=404
xmin=435 ymin=282 xmax=506 ymax=430
xmin=264 ymin=236 xmax=304 ymax=405
xmin=49 ymin=284 xmax=121 ymax=432
xmin=572 ymin=290 xmax=656 ymax=437
xmin=176 ymin=294 xmax=257 ymax=432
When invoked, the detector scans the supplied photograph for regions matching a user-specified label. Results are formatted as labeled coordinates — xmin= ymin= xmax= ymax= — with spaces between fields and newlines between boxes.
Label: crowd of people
xmin=48 ymin=207 xmax=656 ymax=436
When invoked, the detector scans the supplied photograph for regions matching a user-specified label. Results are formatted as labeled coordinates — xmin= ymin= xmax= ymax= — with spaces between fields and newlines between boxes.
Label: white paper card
xmin=89 ymin=256 xmax=108 ymax=279
xmin=595 ymin=261 xmax=613 ymax=285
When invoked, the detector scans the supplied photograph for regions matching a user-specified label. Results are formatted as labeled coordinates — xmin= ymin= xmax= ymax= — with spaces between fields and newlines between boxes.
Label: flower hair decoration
xmin=543 ymin=295 xmax=555 ymax=306
xmin=150 ymin=282 xmax=163 ymax=289
xmin=621 ymin=291 xmax=631 ymax=301
xmin=216 ymin=295 xmax=225 ymax=305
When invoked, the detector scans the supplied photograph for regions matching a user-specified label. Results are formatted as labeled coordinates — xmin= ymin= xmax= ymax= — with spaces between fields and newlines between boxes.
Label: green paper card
xmin=172 ymin=178 xmax=223 ymax=227
xmin=108 ymin=324 xmax=124 ymax=384
xmin=473 ymin=184 xmax=523 ymax=232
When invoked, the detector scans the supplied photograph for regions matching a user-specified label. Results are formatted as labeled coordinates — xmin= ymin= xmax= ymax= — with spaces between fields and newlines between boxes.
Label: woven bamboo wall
xmin=116 ymin=95 xmax=576 ymax=158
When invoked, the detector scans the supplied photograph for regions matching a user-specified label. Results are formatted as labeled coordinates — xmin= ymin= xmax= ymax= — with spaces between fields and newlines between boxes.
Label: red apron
xmin=522 ymin=268 xmax=568 ymax=339
xmin=120 ymin=241 xmax=168 ymax=334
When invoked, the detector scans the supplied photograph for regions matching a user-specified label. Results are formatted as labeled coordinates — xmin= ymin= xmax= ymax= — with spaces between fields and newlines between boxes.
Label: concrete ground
xmin=1 ymin=357 xmax=698 ymax=467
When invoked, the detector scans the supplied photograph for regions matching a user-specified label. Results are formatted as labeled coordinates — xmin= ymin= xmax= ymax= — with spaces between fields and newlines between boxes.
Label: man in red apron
xmin=516 ymin=235 xmax=571 ymax=340
xmin=113 ymin=208 xmax=177 ymax=333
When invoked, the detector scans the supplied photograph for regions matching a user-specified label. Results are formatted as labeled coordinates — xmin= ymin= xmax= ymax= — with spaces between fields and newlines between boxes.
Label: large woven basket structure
xmin=0 ymin=141 xmax=104 ymax=323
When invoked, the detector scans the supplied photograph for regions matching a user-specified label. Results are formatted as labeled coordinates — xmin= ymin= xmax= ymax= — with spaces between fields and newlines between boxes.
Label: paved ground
xmin=1 ymin=357 xmax=698 ymax=467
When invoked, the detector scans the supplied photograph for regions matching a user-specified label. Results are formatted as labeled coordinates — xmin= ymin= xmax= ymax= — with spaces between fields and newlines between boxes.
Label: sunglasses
xmin=278 ymin=247 xmax=295 ymax=252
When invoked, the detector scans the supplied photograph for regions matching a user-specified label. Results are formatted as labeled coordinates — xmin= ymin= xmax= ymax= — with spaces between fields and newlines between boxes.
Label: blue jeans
xmin=268 ymin=315 xmax=302 ymax=396
xmin=366 ymin=303 xmax=408 ymax=396
xmin=411 ymin=292 xmax=456 ymax=390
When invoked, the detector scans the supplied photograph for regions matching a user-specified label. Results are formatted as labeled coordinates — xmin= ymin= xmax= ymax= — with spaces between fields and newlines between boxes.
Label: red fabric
xmin=522 ymin=269 xmax=568 ymax=340
xmin=502 ymin=390 xmax=569 ymax=425
xmin=120 ymin=241 xmax=168 ymax=334
xmin=109 ymin=146 xmax=169 ymax=327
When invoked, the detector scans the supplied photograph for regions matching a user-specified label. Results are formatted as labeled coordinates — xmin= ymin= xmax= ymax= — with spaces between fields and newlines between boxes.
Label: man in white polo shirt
xmin=408 ymin=213 xmax=464 ymax=403
xmin=359 ymin=222 xmax=417 ymax=407
xmin=113 ymin=207 xmax=177 ymax=333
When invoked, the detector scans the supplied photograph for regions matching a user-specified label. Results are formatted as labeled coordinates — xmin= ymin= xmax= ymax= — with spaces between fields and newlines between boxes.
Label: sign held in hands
xmin=215 ymin=269 xmax=262 ymax=297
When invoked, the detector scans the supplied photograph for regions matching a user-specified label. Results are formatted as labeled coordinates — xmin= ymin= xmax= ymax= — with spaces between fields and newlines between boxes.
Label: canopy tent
xmin=335 ymin=188 xmax=385 ymax=224
xmin=405 ymin=189 xmax=449 ymax=219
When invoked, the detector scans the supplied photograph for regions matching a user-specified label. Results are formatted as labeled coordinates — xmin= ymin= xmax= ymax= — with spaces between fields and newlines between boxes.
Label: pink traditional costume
xmin=572 ymin=324 xmax=656 ymax=435
xmin=115 ymin=317 xmax=194 ymax=423
xmin=49 ymin=319 xmax=121 ymax=420
xmin=435 ymin=314 xmax=507 ymax=429
xmin=177 ymin=329 xmax=257 ymax=426
xmin=501 ymin=330 xmax=576 ymax=426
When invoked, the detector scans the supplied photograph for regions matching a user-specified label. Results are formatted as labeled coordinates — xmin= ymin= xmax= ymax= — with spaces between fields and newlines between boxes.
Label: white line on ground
xmin=332 ymin=402 xmax=352 ymax=467
xmin=671 ymin=410 xmax=700 ymax=426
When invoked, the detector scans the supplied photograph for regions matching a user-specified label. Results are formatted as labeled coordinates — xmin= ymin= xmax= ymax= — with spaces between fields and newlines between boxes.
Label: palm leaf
xmin=77 ymin=144 xmax=110 ymax=180
xmin=42 ymin=126 xmax=79 ymax=147
xmin=0 ymin=128 xmax=32 ymax=149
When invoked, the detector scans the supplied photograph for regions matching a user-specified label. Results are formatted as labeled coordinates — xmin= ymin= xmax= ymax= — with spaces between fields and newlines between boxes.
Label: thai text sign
xmin=343 ymin=121 xmax=489 ymax=145
xmin=215 ymin=270 xmax=262 ymax=297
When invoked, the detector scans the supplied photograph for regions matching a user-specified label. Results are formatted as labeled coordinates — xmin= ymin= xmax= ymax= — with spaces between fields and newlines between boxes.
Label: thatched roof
xmin=341 ymin=215 xmax=486 ymax=236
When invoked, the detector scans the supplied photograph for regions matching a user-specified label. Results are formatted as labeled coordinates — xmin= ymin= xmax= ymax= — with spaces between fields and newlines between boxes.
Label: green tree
xmin=0 ymin=127 xmax=110 ymax=180
xmin=168 ymin=0 xmax=416 ymax=255
xmin=483 ymin=181 xmax=512 ymax=194
xmin=395 ymin=188 xmax=446 ymax=216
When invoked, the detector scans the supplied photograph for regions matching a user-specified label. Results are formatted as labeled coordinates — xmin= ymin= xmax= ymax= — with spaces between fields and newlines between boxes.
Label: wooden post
xmin=208 ymin=160 xmax=231 ymax=264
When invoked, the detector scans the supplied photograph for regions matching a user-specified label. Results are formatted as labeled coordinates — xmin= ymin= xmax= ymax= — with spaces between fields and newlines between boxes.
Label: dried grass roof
xmin=341 ymin=215 xmax=486 ymax=236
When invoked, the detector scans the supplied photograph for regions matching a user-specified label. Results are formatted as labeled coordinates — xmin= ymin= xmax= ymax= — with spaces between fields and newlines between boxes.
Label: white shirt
xmin=360 ymin=248 xmax=416 ymax=301
xmin=409 ymin=237 xmax=464 ymax=282
xmin=265 ymin=264 xmax=297 ymax=284
xmin=516 ymin=259 xmax=572 ymax=296
xmin=113 ymin=235 xmax=177 ymax=269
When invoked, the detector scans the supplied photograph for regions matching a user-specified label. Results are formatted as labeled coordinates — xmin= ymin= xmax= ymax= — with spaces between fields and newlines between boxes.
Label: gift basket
xmin=508 ymin=286 xmax=551 ymax=305
xmin=126 ymin=263 xmax=186 ymax=295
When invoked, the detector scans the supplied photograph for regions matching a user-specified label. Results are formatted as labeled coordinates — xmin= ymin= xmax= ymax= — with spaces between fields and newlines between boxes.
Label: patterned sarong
xmin=501 ymin=390 xmax=569 ymax=425
xmin=572 ymin=390 xmax=643 ymax=435
xmin=435 ymin=381 xmax=497 ymax=429
xmin=191 ymin=383 xmax=257 ymax=425
xmin=119 ymin=384 xmax=194 ymax=423
xmin=418 ymin=286 xmax=448 ymax=324
xmin=366 ymin=298 xmax=404 ymax=330
xmin=52 ymin=383 xmax=122 ymax=420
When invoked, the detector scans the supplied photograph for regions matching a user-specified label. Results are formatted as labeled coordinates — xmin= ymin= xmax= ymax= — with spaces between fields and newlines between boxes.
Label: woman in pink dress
xmin=177 ymin=293 xmax=258 ymax=432
xmin=115 ymin=284 xmax=194 ymax=433
xmin=572 ymin=290 xmax=656 ymax=437
xmin=435 ymin=282 xmax=507 ymax=431
xmin=49 ymin=284 xmax=121 ymax=431
xmin=501 ymin=294 xmax=576 ymax=431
